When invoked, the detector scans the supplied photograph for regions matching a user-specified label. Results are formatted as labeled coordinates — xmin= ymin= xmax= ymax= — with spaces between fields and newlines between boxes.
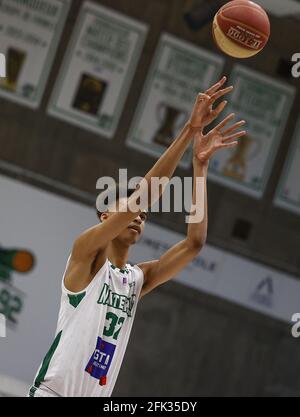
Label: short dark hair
xmin=96 ymin=183 xmax=136 ymax=219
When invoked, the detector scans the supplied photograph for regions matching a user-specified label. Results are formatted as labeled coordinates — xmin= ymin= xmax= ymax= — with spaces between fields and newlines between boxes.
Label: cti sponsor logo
xmin=291 ymin=53 xmax=300 ymax=78
xmin=86 ymin=337 xmax=116 ymax=386
xmin=0 ymin=53 xmax=6 ymax=78
xmin=93 ymin=349 xmax=111 ymax=369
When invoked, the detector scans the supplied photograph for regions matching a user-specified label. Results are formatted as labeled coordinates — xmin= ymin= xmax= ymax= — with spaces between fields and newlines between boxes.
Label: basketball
xmin=212 ymin=0 xmax=270 ymax=58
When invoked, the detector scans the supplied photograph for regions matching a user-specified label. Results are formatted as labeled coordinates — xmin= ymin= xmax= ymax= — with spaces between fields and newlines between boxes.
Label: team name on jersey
xmin=97 ymin=283 xmax=136 ymax=317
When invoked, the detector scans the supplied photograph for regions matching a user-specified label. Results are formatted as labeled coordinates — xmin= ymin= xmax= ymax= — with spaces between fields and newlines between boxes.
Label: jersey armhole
xmin=133 ymin=263 xmax=145 ymax=289
xmin=61 ymin=257 xmax=109 ymax=296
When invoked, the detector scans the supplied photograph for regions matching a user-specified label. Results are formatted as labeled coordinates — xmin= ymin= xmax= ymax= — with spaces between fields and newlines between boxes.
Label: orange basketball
xmin=212 ymin=0 xmax=270 ymax=58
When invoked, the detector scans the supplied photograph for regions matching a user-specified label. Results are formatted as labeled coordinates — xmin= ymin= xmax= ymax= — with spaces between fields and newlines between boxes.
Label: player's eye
xmin=140 ymin=212 xmax=147 ymax=222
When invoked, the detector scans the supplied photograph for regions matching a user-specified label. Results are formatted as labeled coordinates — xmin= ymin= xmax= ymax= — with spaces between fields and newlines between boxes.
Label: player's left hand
xmin=193 ymin=113 xmax=246 ymax=163
xmin=188 ymin=76 xmax=234 ymax=130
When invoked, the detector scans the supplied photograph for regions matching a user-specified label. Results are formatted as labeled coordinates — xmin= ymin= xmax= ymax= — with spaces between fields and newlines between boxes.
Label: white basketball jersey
xmin=29 ymin=257 xmax=144 ymax=397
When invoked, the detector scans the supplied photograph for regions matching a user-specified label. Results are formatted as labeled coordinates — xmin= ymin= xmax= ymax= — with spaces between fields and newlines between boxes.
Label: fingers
xmin=214 ymin=113 xmax=235 ymax=130
xmin=222 ymin=130 xmax=247 ymax=142
xmin=219 ymin=141 xmax=239 ymax=150
xmin=221 ymin=120 xmax=246 ymax=135
xmin=205 ymin=76 xmax=227 ymax=96
xmin=196 ymin=92 xmax=210 ymax=102
xmin=212 ymin=100 xmax=227 ymax=118
xmin=209 ymin=86 xmax=233 ymax=104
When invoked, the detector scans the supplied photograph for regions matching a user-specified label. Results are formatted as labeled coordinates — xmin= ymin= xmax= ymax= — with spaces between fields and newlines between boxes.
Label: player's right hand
xmin=188 ymin=76 xmax=233 ymax=130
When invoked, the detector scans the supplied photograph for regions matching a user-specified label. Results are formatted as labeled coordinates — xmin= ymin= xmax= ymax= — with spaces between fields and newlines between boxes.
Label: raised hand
xmin=188 ymin=76 xmax=233 ymax=130
xmin=193 ymin=113 xmax=246 ymax=164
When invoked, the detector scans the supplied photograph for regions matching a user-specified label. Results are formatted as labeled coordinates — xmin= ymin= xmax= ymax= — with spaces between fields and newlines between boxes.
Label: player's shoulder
xmin=129 ymin=262 xmax=146 ymax=277
xmin=135 ymin=260 xmax=158 ymax=283
xmin=135 ymin=260 xmax=151 ymax=273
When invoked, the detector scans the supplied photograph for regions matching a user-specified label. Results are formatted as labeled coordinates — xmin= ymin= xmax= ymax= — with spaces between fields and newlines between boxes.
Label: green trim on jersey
xmin=68 ymin=291 xmax=86 ymax=308
xmin=34 ymin=330 xmax=62 ymax=388
xmin=29 ymin=385 xmax=37 ymax=397
xmin=109 ymin=260 xmax=129 ymax=274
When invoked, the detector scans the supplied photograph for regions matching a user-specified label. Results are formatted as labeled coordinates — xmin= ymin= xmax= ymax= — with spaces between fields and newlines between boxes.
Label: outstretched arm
xmin=138 ymin=113 xmax=246 ymax=298
xmin=72 ymin=77 xmax=232 ymax=262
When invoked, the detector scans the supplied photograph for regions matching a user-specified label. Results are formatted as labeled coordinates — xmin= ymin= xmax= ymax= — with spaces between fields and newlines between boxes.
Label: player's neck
xmin=107 ymin=240 xmax=129 ymax=270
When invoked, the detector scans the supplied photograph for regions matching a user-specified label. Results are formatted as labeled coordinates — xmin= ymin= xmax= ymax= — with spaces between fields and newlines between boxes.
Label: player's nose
xmin=134 ymin=216 xmax=142 ymax=225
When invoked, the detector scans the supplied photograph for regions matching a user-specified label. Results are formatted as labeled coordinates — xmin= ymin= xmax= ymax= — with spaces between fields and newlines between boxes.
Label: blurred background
xmin=0 ymin=0 xmax=300 ymax=397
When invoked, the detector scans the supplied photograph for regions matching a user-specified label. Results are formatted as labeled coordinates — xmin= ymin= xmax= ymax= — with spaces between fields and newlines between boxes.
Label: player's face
xmin=102 ymin=198 xmax=147 ymax=245
xmin=118 ymin=211 xmax=147 ymax=245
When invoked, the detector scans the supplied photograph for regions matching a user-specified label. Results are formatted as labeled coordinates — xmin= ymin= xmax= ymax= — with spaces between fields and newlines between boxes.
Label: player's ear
xmin=96 ymin=210 xmax=108 ymax=222
xmin=100 ymin=212 xmax=109 ymax=222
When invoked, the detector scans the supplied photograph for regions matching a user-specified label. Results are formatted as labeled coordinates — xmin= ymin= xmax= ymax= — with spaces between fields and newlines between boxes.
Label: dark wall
xmin=1 ymin=0 xmax=300 ymax=396
xmin=115 ymin=282 xmax=300 ymax=397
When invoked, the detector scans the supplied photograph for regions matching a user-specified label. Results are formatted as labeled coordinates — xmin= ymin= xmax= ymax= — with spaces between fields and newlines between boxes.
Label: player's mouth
xmin=128 ymin=225 xmax=141 ymax=234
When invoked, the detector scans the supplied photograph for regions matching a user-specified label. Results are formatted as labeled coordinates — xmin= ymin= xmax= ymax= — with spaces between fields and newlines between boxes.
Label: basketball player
xmin=29 ymin=76 xmax=246 ymax=397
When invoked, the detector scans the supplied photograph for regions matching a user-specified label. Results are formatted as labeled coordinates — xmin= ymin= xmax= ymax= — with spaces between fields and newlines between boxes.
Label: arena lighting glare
xmin=0 ymin=248 xmax=35 ymax=273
